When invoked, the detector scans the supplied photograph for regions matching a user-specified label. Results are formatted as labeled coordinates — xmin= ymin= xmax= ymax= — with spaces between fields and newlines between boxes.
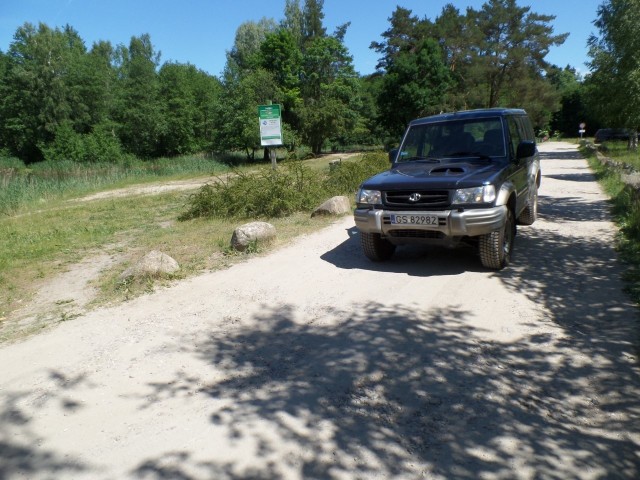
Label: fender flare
xmin=496 ymin=181 xmax=515 ymax=206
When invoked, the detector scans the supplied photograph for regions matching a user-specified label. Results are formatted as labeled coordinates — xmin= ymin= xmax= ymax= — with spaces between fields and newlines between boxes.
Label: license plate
xmin=391 ymin=214 xmax=440 ymax=226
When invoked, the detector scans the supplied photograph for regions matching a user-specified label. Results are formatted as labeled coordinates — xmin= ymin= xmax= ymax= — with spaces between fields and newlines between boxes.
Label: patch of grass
xmin=0 ymin=150 xmax=390 ymax=342
xmin=0 ymin=154 xmax=230 ymax=216
xmin=93 ymin=210 xmax=338 ymax=305
xmin=597 ymin=140 xmax=640 ymax=170
xmin=582 ymin=143 xmax=640 ymax=304
xmin=0 ymin=191 xmax=185 ymax=314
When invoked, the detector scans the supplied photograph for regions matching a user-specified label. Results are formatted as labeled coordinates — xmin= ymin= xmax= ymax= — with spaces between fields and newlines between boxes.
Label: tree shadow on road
xmin=0 ymin=371 xmax=92 ymax=479
xmin=126 ymin=297 xmax=640 ymax=479
xmin=127 ymin=145 xmax=640 ymax=479
xmin=128 ymin=154 xmax=640 ymax=478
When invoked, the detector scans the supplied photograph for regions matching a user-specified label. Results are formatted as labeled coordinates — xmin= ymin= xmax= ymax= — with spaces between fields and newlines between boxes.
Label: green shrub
xmin=181 ymin=152 xmax=390 ymax=221
xmin=324 ymin=152 xmax=389 ymax=196
xmin=43 ymin=122 xmax=129 ymax=164
xmin=181 ymin=161 xmax=325 ymax=220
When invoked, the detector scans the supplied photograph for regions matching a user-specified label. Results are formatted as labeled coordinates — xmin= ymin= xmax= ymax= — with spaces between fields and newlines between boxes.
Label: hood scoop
xmin=430 ymin=166 xmax=466 ymax=175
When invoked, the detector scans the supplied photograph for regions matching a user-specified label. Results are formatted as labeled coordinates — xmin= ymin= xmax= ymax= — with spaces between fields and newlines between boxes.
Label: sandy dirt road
xmin=1 ymin=142 xmax=639 ymax=479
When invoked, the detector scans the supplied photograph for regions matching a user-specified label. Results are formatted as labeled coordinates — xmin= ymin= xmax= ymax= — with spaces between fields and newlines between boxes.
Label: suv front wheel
xmin=361 ymin=232 xmax=396 ymax=261
xmin=518 ymin=187 xmax=538 ymax=225
xmin=479 ymin=208 xmax=516 ymax=270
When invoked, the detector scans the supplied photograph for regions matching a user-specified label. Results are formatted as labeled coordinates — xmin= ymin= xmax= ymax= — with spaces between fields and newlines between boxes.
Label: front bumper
xmin=354 ymin=205 xmax=507 ymax=239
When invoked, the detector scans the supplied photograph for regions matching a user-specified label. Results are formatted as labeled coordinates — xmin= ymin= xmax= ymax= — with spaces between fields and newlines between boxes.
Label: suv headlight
xmin=452 ymin=185 xmax=496 ymax=205
xmin=357 ymin=188 xmax=382 ymax=205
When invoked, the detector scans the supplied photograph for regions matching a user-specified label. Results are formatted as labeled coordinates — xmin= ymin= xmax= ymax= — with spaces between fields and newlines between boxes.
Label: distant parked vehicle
xmin=594 ymin=128 xmax=631 ymax=143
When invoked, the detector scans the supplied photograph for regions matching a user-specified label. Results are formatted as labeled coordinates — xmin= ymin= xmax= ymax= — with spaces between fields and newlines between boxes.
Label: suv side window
xmin=507 ymin=117 xmax=522 ymax=158
xmin=517 ymin=116 xmax=535 ymax=142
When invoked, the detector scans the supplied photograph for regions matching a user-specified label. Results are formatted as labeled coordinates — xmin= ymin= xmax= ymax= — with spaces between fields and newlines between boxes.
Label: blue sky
xmin=1 ymin=0 xmax=603 ymax=77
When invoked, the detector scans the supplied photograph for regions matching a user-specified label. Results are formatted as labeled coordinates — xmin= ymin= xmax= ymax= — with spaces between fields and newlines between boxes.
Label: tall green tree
xmin=471 ymin=0 xmax=567 ymax=108
xmin=282 ymin=0 xmax=304 ymax=48
xmin=260 ymin=29 xmax=303 ymax=127
xmin=0 ymin=49 xmax=10 ymax=152
xmin=372 ymin=1 xmax=567 ymax=131
xmin=548 ymin=66 xmax=592 ymax=136
xmin=0 ymin=23 xmax=88 ymax=161
xmin=158 ymin=62 xmax=222 ymax=155
xmin=226 ymin=18 xmax=278 ymax=77
xmin=80 ymin=40 xmax=118 ymax=131
xmin=114 ymin=34 xmax=164 ymax=158
xmin=221 ymin=19 xmax=282 ymax=159
xmin=432 ymin=5 xmax=478 ymax=109
xmin=302 ymin=0 xmax=327 ymax=42
xmin=214 ymin=68 xmax=279 ymax=160
xmin=298 ymin=35 xmax=361 ymax=153
xmin=587 ymin=0 xmax=640 ymax=148
xmin=378 ymin=38 xmax=451 ymax=137
xmin=370 ymin=7 xmax=426 ymax=72
xmin=158 ymin=62 xmax=199 ymax=155
xmin=357 ymin=74 xmax=387 ymax=146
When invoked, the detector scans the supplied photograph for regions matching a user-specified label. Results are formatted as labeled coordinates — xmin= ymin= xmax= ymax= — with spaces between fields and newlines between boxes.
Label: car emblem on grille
xmin=409 ymin=193 xmax=422 ymax=202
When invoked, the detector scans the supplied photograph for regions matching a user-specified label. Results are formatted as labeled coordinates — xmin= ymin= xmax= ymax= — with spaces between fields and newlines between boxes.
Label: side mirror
xmin=516 ymin=141 xmax=536 ymax=159
xmin=388 ymin=148 xmax=399 ymax=163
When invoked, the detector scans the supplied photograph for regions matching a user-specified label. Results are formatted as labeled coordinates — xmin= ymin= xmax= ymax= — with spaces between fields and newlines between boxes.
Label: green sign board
xmin=258 ymin=104 xmax=283 ymax=146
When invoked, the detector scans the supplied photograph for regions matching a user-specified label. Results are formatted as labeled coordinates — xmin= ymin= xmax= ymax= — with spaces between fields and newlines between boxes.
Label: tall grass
xmin=0 ymin=155 xmax=229 ymax=216
xmin=597 ymin=140 xmax=640 ymax=170
xmin=583 ymin=143 xmax=640 ymax=303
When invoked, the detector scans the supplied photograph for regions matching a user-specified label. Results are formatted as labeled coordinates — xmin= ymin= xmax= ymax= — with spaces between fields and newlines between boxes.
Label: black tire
xmin=518 ymin=187 xmax=538 ymax=225
xmin=360 ymin=232 xmax=396 ymax=261
xmin=479 ymin=208 xmax=516 ymax=270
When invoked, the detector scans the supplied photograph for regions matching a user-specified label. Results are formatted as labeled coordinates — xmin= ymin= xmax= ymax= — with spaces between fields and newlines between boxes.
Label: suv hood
xmin=361 ymin=160 xmax=505 ymax=191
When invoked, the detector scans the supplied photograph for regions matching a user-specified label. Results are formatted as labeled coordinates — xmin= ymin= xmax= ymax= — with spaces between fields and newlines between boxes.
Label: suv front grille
xmin=384 ymin=190 xmax=450 ymax=208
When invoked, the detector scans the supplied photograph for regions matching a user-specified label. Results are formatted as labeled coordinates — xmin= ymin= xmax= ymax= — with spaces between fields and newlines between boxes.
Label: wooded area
xmin=0 ymin=0 xmax=636 ymax=165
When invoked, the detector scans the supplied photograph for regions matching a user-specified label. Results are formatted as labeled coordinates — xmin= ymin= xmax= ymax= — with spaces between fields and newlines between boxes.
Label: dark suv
xmin=594 ymin=128 xmax=631 ymax=143
xmin=354 ymin=108 xmax=540 ymax=270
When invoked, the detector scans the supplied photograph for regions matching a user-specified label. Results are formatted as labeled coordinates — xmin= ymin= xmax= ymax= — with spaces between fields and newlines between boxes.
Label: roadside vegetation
xmin=0 ymin=151 xmax=388 ymax=332
xmin=0 ymin=153 xmax=232 ymax=216
xmin=581 ymin=141 xmax=640 ymax=303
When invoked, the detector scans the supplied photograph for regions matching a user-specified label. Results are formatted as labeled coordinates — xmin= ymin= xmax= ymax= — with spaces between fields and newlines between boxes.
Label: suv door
xmin=506 ymin=116 xmax=530 ymax=215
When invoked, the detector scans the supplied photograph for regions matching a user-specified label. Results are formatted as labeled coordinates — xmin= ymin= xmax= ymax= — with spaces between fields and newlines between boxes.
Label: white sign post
xmin=259 ymin=104 xmax=283 ymax=169
xmin=579 ymin=122 xmax=586 ymax=139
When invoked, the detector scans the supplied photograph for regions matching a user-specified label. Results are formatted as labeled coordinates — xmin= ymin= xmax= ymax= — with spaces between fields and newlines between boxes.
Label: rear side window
xmin=517 ymin=116 xmax=535 ymax=142
xmin=507 ymin=117 xmax=522 ymax=157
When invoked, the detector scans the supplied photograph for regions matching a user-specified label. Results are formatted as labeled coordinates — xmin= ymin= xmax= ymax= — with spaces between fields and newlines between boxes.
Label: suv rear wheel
xmin=361 ymin=232 xmax=396 ymax=261
xmin=479 ymin=209 xmax=516 ymax=269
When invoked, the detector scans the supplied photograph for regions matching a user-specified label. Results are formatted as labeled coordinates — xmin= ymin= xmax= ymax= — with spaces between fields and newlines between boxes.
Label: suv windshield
xmin=397 ymin=117 xmax=506 ymax=162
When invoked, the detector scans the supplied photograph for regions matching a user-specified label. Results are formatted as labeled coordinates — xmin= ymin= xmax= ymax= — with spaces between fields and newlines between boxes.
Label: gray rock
xmin=311 ymin=196 xmax=351 ymax=217
xmin=231 ymin=221 xmax=276 ymax=252
xmin=120 ymin=250 xmax=179 ymax=280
